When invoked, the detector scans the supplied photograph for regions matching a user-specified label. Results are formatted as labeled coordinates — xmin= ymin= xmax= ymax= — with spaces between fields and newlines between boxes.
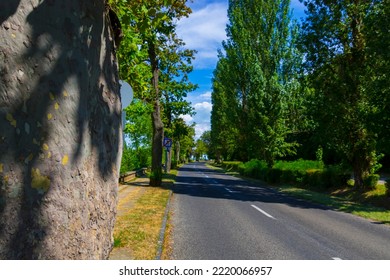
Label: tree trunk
xmin=166 ymin=148 xmax=172 ymax=173
xmin=175 ymin=140 xmax=180 ymax=164
xmin=148 ymin=41 xmax=163 ymax=187
xmin=353 ymin=166 xmax=364 ymax=190
xmin=0 ymin=0 xmax=122 ymax=259
xmin=150 ymin=98 xmax=163 ymax=186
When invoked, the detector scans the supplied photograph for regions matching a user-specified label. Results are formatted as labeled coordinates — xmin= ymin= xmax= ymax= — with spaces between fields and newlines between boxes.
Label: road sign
xmin=163 ymin=137 xmax=172 ymax=148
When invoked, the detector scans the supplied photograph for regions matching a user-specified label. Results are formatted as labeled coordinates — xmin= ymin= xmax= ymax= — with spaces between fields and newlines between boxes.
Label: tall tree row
xmin=211 ymin=0 xmax=302 ymax=167
xmin=211 ymin=0 xmax=389 ymax=190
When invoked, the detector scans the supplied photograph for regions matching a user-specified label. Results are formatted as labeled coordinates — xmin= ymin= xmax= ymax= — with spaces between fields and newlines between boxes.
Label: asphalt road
xmin=171 ymin=162 xmax=390 ymax=260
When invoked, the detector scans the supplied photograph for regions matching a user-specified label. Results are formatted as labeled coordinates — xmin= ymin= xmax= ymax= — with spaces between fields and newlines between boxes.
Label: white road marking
xmin=225 ymin=187 xmax=240 ymax=193
xmin=251 ymin=205 xmax=276 ymax=220
xmin=332 ymin=257 xmax=342 ymax=260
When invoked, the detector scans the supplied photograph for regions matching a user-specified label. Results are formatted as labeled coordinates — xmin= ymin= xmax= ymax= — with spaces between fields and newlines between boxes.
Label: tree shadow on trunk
xmin=0 ymin=0 xmax=122 ymax=259
xmin=0 ymin=0 xmax=20 ymax=25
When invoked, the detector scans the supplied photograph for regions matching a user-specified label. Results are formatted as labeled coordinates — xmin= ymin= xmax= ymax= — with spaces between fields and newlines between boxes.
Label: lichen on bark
xmin=0 ymin=0 xmax=122 ymax=259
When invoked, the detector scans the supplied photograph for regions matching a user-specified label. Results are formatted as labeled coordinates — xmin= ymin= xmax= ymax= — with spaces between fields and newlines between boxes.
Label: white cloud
xmin=194 ymin=101 xmax=212 ymax=115
xmin=200 ymin=91 xmax=212 ymax=100
xmin=192 ymin=101 xmax=213 ymax=139
xmin=177 ymin=2 xmax=228 ymax=69
xmin=195 ymin=122 xmax=211 ymax=139
xmin=180 ymin=100 xmax=213 ymax=139
xmin=180 ymin=114 xmax=194 ymax=123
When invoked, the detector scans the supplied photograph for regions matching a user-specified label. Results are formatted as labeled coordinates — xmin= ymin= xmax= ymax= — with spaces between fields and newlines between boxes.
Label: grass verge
xmin=112 ymin=170 xmax=176 ymax=260
xmin=277 ymin=186 xmax=390 ymax=224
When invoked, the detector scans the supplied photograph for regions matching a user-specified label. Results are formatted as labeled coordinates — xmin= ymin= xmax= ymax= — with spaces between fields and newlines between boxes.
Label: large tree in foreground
xmin=0 ymin=0 xmax=122 ymax=259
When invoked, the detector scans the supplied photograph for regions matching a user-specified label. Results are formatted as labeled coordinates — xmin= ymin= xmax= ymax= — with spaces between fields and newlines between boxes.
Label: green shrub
xmin=221 ymin=161 xmax=242 ymax=172
xmin=320 ymin=166 xmax=350 ymax=189
xmin=237 ymin=159 xmax=350 ymax=190
xmin=120 ymin=146 xmax=151 ymax=174
xmin=266 ymin=168 xmax=283 ymax=183
xmin=280 ymin=169 xmax=296 ymax=183
xmin=238 ymin=159 xmax=268 ymax=179
xmin=302 ymin=170 xmax=323 ymax=189
xmin=294 ymin=170 xmax=307 ymax=183
xmin=363 ymin=174 xmax=380 ymax=189
xmin=273 ymin=159 xmax=324 ymax=171
xmin=385 ymin=180 xmax=390 ymax=197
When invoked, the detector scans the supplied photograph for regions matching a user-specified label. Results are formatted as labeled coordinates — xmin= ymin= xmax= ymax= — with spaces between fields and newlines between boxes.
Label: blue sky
xmin=176 ymin=0 xmax=306 ymax=138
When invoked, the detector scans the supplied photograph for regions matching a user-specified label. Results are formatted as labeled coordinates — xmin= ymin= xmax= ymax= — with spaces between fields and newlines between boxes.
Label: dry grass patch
xmin=113 ymin=186 xmax=171 ymax=259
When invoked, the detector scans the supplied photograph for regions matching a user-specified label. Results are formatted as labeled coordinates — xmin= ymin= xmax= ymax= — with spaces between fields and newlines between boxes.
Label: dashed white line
xmin=225 ymin=187 xmax=240 ymax=193
xmin=332 ymin=257 xmax=342 ymax=260
xmin=251 ymin=205 xmax=276 ymax=220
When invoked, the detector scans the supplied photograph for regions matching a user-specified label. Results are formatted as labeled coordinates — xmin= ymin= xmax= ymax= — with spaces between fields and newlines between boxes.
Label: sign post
xmin=163 ymin=137 xmax=173 ymax=173
xmin=120 ymin=81 xmax=133 ymax=147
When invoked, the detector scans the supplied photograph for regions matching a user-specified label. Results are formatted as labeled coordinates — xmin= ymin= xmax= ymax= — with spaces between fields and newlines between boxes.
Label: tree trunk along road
xmin=1 ymin=0 xmax=121 ymax=259
xmin=172 ymin=162 xmax=390 ymax=259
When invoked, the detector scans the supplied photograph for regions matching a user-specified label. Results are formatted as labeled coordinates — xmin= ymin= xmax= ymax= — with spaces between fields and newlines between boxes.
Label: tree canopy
xmin=209 ymin=0 xmax=389 ymax=190
xmin=110 ymin=0 xmax=197 ymax=185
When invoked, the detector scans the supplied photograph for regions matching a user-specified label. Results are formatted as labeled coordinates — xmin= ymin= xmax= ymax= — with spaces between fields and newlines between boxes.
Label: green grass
xmin=162 ymin=169 xmax=178 ymax=183
xmin=277 ymin=185 xmax=390 ymax=224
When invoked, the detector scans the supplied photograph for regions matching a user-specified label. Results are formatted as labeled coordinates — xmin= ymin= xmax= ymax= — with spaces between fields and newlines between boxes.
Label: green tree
xmin=200 ymin=130 xmax=211 ymax=158
xmin=213 ymin=0 xmax=301 ymax=166
xmin=194 ymin=131 xmax=211 ymax=161
xmin=300 ymin=0 xmax=386 ymax=189
xmin=178 ymin=123 xmax=196 ymax=163
xmin=210 ymin=57 xmax=241 ymax=162
xmin=0 ymin=0 xmax=121 ymax=259
xmin=365 ymin=0 xmax=390 ymax=157
xmin=194 ymin=139 xmax=208 ymax=161
xmin=171 ymin=118 xmax=194 ymax=166
xmin=113 ymin=0 xmax=193 ymax=186
xmin=160 ymin=35 xmax=197 ymax=172
xmin=122 ymin=99 xmax=153 ymax=171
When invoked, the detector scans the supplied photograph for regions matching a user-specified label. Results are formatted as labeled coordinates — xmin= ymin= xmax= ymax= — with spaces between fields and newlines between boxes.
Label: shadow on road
xmin=173 ymin=162 xmax=333 ymax=212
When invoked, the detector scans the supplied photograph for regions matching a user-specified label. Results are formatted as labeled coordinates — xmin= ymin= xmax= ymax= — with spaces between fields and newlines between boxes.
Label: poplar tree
xmin=212 ymin=0 xmax=301 ymax=166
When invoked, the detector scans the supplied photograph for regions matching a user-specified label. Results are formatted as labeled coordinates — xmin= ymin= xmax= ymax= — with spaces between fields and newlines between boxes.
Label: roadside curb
xmin=155 ymin=189 xmax=173 ymax=260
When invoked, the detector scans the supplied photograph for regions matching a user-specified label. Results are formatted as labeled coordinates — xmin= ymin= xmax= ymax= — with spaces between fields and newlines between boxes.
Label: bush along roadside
xmin=236 ymin=159 xmax=350 ymax=191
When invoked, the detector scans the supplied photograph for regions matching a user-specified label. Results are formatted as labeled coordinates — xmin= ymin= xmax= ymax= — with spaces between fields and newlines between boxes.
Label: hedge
xmin=236 ymin=159 xmax=350 ymax=190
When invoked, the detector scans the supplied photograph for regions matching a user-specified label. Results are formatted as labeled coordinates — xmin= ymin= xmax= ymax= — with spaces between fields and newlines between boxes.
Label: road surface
xmin=171 ymin=162 xmax=390 ymax=259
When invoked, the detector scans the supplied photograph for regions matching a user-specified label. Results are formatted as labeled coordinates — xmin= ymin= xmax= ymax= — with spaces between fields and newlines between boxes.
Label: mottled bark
xmin=166 ymin=147 xmax=172 ymax=173
xmin=0 ymin=0 xmax=122 ymax=259
xmin=175 ymin=140 xmax=180 ymax=164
